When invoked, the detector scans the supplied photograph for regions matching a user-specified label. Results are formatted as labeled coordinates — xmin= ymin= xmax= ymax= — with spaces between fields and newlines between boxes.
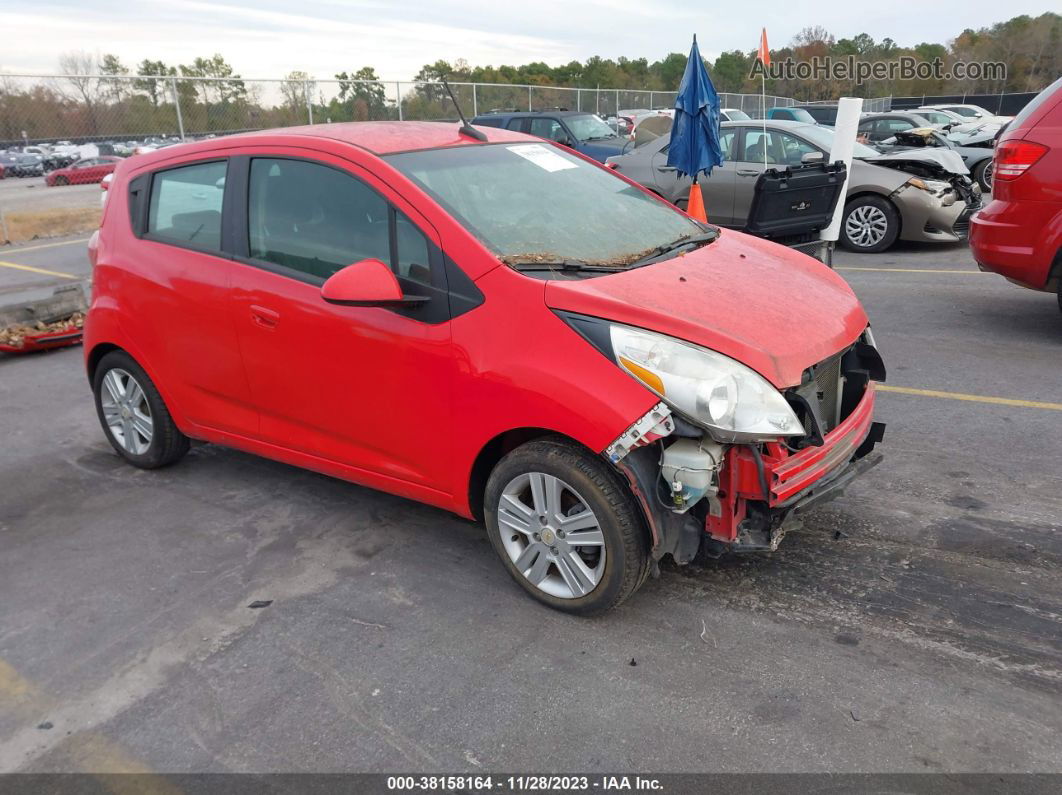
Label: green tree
xmin=134 ymin=60 xmax=174 ymax=108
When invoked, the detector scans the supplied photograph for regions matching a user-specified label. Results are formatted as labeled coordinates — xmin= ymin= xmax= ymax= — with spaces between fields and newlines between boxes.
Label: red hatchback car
xmin=84 ymin=121 xmax=885 ymax=614
xmin=970 ymin=76 xmax=1062 ymax=312
xmin=46 ymin=155 xmax=121 ymax=186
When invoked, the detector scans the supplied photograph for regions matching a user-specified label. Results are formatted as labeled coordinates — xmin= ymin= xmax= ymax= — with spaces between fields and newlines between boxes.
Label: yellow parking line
xmin=2 ymin=237 xmax=90 ymax=253
xmin=836 ymin=267 xmax=985 ymax=274
xmin=0 ymin=260 xmax=77 ymax=279
xmin=879 ymin=384 xmax=1062 ymax=411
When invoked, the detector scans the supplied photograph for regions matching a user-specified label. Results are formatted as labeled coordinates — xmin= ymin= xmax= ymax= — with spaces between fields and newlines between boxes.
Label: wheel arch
xmin=467 ymin=427 xmax=566 ymax=522
xmin=86 ymin=342 xmax=122 ymax=384
xmin=843 ymin=190 xmax=904 ymax=238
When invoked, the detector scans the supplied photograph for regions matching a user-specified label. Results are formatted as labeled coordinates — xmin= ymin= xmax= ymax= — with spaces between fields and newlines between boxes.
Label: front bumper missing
xmin=613 ymin=383 xmax=884 ymax=563
xmin=708 ymin=383 xmax=883 ymax=548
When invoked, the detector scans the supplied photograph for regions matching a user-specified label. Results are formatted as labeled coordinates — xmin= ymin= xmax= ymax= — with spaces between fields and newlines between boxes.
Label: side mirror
xmin=321 ymin=259 xmax=428 ymax=307
xmin=801 ymin=151 xmax=825 ymax=164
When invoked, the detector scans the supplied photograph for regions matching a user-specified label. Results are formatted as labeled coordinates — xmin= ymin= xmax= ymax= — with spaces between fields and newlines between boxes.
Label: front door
xmin=731 ymin=127 xmax=825 ymax=224
xmin=228 ymin=151 xmax=456 ymax=491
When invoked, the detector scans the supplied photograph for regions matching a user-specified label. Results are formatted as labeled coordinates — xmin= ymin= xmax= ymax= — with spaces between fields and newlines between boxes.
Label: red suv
xmin=84 ymin=122 xmax=885 ymax=614
xmin=970 ymin=77 xmax=1062 ymax=312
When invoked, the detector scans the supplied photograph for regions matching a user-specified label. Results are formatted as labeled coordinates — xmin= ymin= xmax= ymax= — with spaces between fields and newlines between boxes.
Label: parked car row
xmin=0 ymin=135 xmax=188 ymax=183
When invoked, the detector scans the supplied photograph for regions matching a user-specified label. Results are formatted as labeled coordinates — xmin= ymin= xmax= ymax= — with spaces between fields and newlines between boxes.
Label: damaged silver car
xmin=606 ymin=119 xmax=982 ymax=253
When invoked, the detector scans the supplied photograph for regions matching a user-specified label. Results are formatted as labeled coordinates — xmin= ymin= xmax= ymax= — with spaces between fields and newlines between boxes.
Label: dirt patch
xmin=0 ymin=207 xmax=101 ymax=245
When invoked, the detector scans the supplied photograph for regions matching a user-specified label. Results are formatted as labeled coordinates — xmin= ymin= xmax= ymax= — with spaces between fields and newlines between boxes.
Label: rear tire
xmin=93 ymin=350 xmax=189 ymax=469
xmin=840 ymin=195 xmax=900 ymax=253
xmin=484 ymin=437 xmax=650 ymax=615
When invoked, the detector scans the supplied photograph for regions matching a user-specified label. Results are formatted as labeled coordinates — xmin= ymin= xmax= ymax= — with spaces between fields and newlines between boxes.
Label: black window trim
xmin=136 ymin=156 xmax=232 ymax=259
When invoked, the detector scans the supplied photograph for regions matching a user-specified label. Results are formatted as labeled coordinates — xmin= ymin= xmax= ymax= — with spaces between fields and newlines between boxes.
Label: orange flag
xmin=758 ymin=28 xmax=770 ymax=67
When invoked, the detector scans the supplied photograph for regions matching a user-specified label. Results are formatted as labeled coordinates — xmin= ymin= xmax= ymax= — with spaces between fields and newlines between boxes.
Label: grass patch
xmin=0 ymin=207 xmax=101 ymax=245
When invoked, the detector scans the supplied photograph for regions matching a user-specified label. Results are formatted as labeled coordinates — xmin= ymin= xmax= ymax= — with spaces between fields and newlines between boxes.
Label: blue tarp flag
xmin=666 ymin=35 xmax=724 ymax=180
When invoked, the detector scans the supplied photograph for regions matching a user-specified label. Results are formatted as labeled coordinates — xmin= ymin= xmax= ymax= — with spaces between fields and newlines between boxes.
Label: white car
xmin=720 ymin=108 xmax=752 ymax=122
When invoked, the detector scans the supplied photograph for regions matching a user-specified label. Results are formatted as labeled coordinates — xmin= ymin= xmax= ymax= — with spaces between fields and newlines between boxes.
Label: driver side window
xmin=248 ymin=158 xmax=390 ymax=280
xmin=529 ymin=118 xmax=565 ymax=143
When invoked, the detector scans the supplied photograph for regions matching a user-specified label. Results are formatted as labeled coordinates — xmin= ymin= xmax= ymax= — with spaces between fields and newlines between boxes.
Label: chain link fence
xmin=0 ymin=72 xmax=882 ymax=245
xmin=0 ymin=74 xmax=810 ymax=146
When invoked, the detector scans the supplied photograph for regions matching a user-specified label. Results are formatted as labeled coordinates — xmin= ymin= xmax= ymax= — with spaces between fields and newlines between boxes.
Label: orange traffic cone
xmin=686 ymin=182 xmax=708 ymax=223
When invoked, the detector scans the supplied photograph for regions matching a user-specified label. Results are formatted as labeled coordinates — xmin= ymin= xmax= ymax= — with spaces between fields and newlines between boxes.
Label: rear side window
xmin=474 ymin=117 xmax=505 ymax=128
xmin=147 ymin=161 xmax=226 ymax=250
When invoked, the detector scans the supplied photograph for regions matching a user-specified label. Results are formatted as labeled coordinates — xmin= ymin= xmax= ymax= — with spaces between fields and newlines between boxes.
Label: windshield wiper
xmin=630 ymin=230 xmax=718 ymax=268
xmin=508 ymin=259 xmax=628 ymax=273
xmin=586 ymin=134 xmax=618 ymax=141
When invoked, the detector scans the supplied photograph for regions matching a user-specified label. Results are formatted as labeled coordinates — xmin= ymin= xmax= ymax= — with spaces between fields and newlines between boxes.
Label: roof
xmin=127 ymin=121 xmax=534 ymax=167
xmin=471 ymin=110 xmax=593 ymax=119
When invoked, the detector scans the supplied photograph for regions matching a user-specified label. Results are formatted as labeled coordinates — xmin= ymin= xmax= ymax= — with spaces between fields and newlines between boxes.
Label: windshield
xmin=387 ymin=143 xmax=704 ymax=267
xmin=949 ymin=107 xmax=981 ymax=117
xmin=724 ymin=109 xmax=751 ymax=120
xmin=793 ymin=124 xmax=881 ymax=159
xmin=566 ymin=114 xmax=619 ymax=141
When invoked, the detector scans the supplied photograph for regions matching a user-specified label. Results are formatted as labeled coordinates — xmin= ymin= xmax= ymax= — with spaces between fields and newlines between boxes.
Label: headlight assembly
xmin=606 ymin=323 xmax=801 ymax=443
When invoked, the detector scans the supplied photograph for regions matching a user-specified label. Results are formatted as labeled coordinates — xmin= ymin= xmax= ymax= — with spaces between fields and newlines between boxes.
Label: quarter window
xmin=248 ymin=158 xmax=390 ymax=280
xmin=147 ymin=160 xmax=227 ymax=250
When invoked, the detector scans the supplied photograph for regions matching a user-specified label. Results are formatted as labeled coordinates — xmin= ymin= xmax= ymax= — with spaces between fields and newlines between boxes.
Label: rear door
xmin=650 ymin=129 xmax=738 ymax=224
xmin=227 ymin=148 xmax=458 ymax=490
xmin=125 ymin=157 xmax=258 ymax=435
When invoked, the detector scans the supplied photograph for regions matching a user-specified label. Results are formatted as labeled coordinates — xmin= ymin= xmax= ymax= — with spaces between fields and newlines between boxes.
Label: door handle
xmin=250 ymin=305 xmax=279 ymax=329
xmin=737 ymin=169 xmax=761 ymax=177
xmin=656 ymin=166 xmax=677 ymax=172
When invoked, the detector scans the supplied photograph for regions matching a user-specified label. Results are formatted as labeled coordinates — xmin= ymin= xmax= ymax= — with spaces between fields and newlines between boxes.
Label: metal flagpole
xmin=762 ymin=72 xmax=767 ymax=167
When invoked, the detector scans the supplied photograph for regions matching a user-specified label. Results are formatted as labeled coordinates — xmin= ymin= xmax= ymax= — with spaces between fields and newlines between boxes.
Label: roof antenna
xmin=442 ymin=77 xmax=487 ymax=142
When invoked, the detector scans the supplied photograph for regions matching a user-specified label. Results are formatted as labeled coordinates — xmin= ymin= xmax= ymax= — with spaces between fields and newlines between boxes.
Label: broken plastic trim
xmin=605 ymin=402 xmax=674 ymax=463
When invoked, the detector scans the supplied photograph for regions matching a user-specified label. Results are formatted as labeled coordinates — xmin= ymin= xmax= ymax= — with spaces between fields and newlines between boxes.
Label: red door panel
xmin=116 ymin=241 xmax=258 ymax=436
xmin=228 ymin=147 xmax=456 ymax=491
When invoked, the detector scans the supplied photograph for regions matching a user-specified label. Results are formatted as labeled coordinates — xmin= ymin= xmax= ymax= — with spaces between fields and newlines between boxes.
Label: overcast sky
xmin=2 ymin=0 xmax=1055 ymax=80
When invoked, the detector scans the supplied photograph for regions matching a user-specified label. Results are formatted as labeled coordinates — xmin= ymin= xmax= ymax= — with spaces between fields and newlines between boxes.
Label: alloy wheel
xmin=100 ymin=368 xmax=154 ymax=455
xmin=497 ymin=472 xmax=606 ymax=599
xmin=844 ymin=205 xmax=889 ymax=248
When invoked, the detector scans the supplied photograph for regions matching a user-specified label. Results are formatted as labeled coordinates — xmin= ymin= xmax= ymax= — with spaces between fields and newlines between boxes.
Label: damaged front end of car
xmin=602 ymin=329 xmax=887 ymax=564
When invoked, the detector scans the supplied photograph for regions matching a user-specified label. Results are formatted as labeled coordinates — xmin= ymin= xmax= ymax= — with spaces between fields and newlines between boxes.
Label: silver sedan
xmin=606 ymin=119 xmax=981 ymax=253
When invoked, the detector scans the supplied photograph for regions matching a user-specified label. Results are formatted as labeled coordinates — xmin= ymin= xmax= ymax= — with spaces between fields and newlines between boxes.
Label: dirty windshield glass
xmin=387 ymin=143 xmax=704 ymax=267
xmin=566 ymin=114 xmax=620 ymax=141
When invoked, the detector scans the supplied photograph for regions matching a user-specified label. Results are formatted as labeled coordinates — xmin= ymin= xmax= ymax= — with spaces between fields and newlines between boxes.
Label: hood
xmin=862 ymin=147 xmax=969 ymax=177
xmin=544 ymin=230 xmax=867 ymax=389
xmin=579 ymin=137 xmax=631 ymax=162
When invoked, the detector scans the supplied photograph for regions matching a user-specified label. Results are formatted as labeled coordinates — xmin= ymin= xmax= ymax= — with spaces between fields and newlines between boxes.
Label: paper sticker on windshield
xmin=507 ymin=144 xmax=578 ymax=172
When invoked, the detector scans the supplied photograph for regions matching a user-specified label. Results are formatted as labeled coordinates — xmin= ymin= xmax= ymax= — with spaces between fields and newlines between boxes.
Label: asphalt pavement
xmin=0 ymin=237 xmax=1059 ymax=774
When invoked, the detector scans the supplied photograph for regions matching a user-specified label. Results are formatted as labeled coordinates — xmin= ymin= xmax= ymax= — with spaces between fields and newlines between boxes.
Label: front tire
xmin=54 ymin=175 xmax=68 ymax=186
xmin=484 ymin=438 xmax=650 ymax=615
xmin=93 ymin=350 xmax=189 ymax=469
xmin=973 ymin=159 xmax=993 ymax=193
xmin=840 ymin=195 xmax=899 ymax=253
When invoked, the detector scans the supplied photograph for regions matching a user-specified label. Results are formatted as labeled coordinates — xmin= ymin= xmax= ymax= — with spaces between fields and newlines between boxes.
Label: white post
xmin=472 ymin=84 xmax=478 ymax=117
xmin=528 ymin=86 xmax=532 ymax=111
xmin=305 ymin=80 xmax=313 ymax=124
xmin=396 ymin=82 xmax=403 ymax=121
xmin=820 ymin=96 xmax=864 ymax=250
xmin=170 ymin=76 xmax=185 ymax=140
